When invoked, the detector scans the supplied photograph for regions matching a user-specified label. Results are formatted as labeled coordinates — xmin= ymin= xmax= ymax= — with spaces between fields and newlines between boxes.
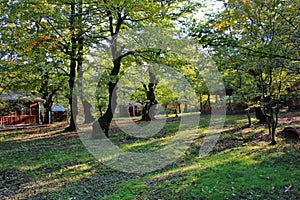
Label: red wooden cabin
xmin=0 ymin=92 xmax=44 ymax=126
xmin=128 ymin=102 xmax=142 ymax=117
xmin=51 ymin=106 xmax=67 ymax=122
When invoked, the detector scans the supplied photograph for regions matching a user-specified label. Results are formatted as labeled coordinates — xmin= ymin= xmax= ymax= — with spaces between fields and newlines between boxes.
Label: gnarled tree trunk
xmin=141 ymin=70 xmax=158 ymax=121
xmin=92 ymin=57 xmax=120 ymax=138
xmin=255 ymin=107 xmax=267 ymax=123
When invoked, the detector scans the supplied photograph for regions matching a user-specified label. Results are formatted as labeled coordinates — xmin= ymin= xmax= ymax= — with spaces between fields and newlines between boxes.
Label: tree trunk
xmin=43 ymin=100 xmax=53 ymax=124
xmin=199 ymin=93 xmax=203 ymax=112
xmin=77 ymin=35 xmax=95 ymax=124
xmin=255 ymin=107 xmax=267 ymax=123
xmin=92 ymin=81 xmax=117 ymax=137
xmin=65 ymin=41 xmax=78 ymax=131
xmin=207 ymin=94 xmax=211 ymax=112
xmin=76 ymin=2 xmax=94 ymax=125
xmin=263 ymin=104 xmax=278 ymax=145
xmin=39 ymin=70 xmax=60 ymax=125
xmin=164 ymin=104 xmax=168 ymax=117
xmin=40 ymin=71 xmax=51 ymax=124
xmin=184 ymin=104 xmax=188 ymax=113
xmin=246 ymin=109 xmax=251 ymax=128
xmin=65 ymin=54 xmax=78 ymax=131
xmin=98 ymin=106 xmax=103 ymax=117
xmin=92 ymin=9 xmax=126 ymax=137
xmin=82 ymin=100 xmax=95 ymax=124
xmin=141 ymin=70 xmax=158 ymax=121
xmin=65 ymin=2 xmax=78 ymax=132
xmin=270 ymin=107 xmax=279 ymax=145
xmin=92 ymin=57 xmax=121 ymax=138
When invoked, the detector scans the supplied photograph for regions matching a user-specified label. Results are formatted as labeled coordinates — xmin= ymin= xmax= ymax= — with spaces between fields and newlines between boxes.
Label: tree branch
xmin=116 ymin=48 xmax=164 ymax=62
xmin=45 ymin=17 xmax=69 ymax=49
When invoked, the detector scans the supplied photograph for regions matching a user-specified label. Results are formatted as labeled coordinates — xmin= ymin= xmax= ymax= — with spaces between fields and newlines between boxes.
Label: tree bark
xmin=246 ymin=109 xmax=251 ymax=128
xmin=93 ymin=82 xmax=117 ymax=137
xmin=92 ymin=58 xmax=120 ymax=138
xmin=65 ymin=57 xmax=78 ymax=132
xmin=92 ymin=7 xmax=125 ymax=138
xmin=263 ymin=102 xmax=278 ymax=145
xmin=141 ymin=70 xmax=158 ymax=121
xmin=39 ymin=70 xmax=60 ymax=124
xmin=65 ymin=2 xmax=78 ymax=132
xmin=199 ymin=93 xmax=203 ymax=112
xmin=184 ymin=104 xmax=188 ymax=113
xmin=178 ymin=104 xmax=181 ymax=113
xmin=43 ymin=103 xmax=52 ymax=124
xmin=164 ymin=104 xmax=168 ymax=117
xmin=207 ymin=94 xmax=211 ymax=112
xmin=255 ymin=107 xmax=267 ymax=123
xmin=40 ymin=71 xmax=51 ymax=124
xmin=82 ymin=100 xmax=95 ymax=124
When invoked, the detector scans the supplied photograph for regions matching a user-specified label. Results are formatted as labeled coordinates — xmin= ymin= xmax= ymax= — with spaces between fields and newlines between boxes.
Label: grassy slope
xmin=0 ymin=113 xmax=299 ymax=199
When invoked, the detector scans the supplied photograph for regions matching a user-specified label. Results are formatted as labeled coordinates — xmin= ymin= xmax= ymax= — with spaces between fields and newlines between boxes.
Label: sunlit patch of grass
xmin=108 ymin=143 xmax=300 ymax=199
xmin=121 ymin=138 xmax=169 ymax=152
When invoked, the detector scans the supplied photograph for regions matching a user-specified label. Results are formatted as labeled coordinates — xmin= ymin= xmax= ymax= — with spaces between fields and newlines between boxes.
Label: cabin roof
xmin=51 ymin=106 xmax=66 ymax=112
xmin=0 ymin=91 xmax=44 ymax=103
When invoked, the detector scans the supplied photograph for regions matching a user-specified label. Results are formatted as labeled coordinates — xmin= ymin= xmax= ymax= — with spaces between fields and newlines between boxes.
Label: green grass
xmin=108 ymin=145 xmax=299 ymax=200
xmin=0 ymin=113 xmax=299 ymax=199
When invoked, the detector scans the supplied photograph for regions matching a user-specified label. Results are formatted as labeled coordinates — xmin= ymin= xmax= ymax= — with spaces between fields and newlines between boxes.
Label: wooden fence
xmin=0 ymin=115 xmax=37 ymax=126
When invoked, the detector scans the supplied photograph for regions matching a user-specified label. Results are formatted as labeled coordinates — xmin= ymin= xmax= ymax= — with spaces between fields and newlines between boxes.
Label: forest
xmin=0 ymin=0 xmax=299 ymax=199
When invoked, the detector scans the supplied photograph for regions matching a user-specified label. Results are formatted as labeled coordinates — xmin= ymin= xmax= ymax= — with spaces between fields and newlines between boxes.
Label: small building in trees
xmin=287 ymin=82 xmax=300 ymax=112
xmin=128 ymin=102 xmax=142 ymax=117
xmin=117 ymin=102 xmax=143 ymax=117
xmin=0 ymin=92 xmax=44 ymax=126
xmin=51 ymin=106 xmax=68 ymax=122
xmin=201 ymin=84 xmax=235 ymax=114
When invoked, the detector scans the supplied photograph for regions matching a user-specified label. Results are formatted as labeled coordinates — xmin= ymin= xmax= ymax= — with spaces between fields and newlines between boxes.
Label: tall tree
xmin=90 ymin=0 xmax=198 ymax=137
xmin=2 ymin=0 xmax=102 ymax=130
xmin=1 ymin=0 xmax=199 ymax=134
xmin=141 ymin=69 xmax=159 ymax=121
xmin=191 ymin=0 xmax=300 ymax=144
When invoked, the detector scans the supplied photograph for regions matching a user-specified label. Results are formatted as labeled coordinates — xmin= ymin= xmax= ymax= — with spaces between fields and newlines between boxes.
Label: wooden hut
xmin=0 ymin=92 xmax=44 ymax=126
xmin=128 ymin=102 xmax=142 ymax=117
xmin=51 ymin=106 xmax=67 ymax=122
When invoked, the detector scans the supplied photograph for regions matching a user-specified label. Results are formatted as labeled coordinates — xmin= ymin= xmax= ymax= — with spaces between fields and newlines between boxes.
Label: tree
xmin=0 ymin=1 xmax=68 ymax=119
xmin=141 ymin=69 xmax=159 ymax=121
xmin=2 ymin=0 xmax=106 ymax=130
xmin=1 ymin=1 xmax=94 ymax=127
xmin=1 ymin=0 xmax=199 ymax=134
xmin=90 ymin=0 xmax=199 ymax=137
xmin=191 ymin=0 xmax=300 ymax=144
xmin=156 ymin=86 xmax=178 ymax=117
xmin=0 ymin=1 xmax=41 ymax=94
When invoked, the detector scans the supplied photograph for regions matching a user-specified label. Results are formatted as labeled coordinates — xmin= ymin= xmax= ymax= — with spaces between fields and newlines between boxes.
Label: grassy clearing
xmin=0 ymin=112 xmax=299 ymax=199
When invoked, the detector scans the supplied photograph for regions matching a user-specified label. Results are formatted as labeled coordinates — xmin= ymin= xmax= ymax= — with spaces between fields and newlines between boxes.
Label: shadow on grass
xmin=1 ymin=114 xmax=298 ymax=199
xmin=0 ymin=124 xmax=141 ymax=199
xmin=109 ymin=144 xmax=300 ymax=200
